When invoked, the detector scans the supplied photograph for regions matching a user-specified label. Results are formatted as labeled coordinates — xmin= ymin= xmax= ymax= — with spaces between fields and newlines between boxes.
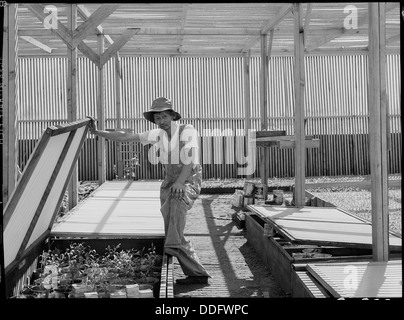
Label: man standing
xmin=89 ymin=97 xmax=210 ymax=285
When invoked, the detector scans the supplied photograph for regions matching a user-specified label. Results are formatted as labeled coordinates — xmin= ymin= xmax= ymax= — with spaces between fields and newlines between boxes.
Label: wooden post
xmin=368 ymin=2 xmax=389 ymax=261
xmin=243 ymin=51 xmax=252 ymax=179
xmin=67 ymin=4 xmax=78 ymax=209
xmin=97 ymin=34 xmax=106 ymax=184
xmin=2 ymin=4 xmax=19 ymax=205
xmin=260 ymin=33 xmax=269 ymax=198
xmin=115 ymin=53 xmax=124 ymax=179
xmin=243 ymin=51 xmax=251 ymax=137
xmin=293 ymin=3 xmax=306 ymax=207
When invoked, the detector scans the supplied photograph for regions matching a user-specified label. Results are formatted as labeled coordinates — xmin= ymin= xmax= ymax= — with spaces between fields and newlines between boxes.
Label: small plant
xmin=22 ymin=242 xmax=162 ymax=298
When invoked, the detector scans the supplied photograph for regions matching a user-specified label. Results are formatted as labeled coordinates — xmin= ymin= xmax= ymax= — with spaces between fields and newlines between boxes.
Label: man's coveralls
xmin=140 ymin=124 xmax=210 ymax=278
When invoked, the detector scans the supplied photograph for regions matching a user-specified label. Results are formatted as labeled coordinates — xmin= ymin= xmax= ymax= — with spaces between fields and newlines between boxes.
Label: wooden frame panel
xmin=3 ymin=119 xmax=91 ymax=276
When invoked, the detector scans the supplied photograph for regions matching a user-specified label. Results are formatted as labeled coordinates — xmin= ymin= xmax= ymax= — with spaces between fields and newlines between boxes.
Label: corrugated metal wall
xmin=17 ymin=54 xmax=401 ymax=180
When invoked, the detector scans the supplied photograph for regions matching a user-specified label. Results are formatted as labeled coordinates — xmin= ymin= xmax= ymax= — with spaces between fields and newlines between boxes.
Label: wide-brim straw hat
xmin=143 ymin=97 xmax=181 ymax=123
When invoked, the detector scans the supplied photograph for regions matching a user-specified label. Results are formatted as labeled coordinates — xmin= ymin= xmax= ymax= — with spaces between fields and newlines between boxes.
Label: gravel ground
xmin=307 ymin=186 xmax=402 ymax=235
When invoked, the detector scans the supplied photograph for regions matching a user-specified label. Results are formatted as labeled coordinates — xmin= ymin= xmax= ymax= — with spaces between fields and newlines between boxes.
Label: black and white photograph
xmin=1 ymin=1 xmax=401 ymax=316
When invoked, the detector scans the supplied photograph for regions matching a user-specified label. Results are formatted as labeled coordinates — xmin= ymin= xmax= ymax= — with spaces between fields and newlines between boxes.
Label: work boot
xmin=175 ymin=276 xmax=209 ymax=285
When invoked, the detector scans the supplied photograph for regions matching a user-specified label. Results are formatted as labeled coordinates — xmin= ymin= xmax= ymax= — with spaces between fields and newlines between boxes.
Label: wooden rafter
xmin=178 ymin=3 xmax=188 ymax=53
xmin=304 ymin=3 xmax=313 ymax=49
xmin=99 ymin=28 xmax=140 ymax=67
xmin=77 ymin=4 xmax=114 ymax=45
xmin=72 ymin=4 xmax=120 ymax=48
xmin=20 ymin=36 xmax=53 ymax=54
xmin=267 ymin=29 xmax=274 ymax=56
xmin=77 ymin=41 xmax=100 ymax=66
xmin=25 ymin=3 xmax=73 ymax=49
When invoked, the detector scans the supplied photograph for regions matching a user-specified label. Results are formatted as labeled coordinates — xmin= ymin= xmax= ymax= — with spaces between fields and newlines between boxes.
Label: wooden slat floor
xmin=172 ymin=194 xmax=288 ymax=298
xmin=248 ymin=205 xmax=402 ymax=248
xmin=307 ymin=260 xmax=402 ymax=298
xmin=51 ymin=180 xmax=164 ymax=238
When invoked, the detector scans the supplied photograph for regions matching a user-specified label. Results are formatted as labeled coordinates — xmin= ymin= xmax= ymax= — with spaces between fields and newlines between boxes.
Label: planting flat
xmin=51 ymin=181 xmax=164 ymax=238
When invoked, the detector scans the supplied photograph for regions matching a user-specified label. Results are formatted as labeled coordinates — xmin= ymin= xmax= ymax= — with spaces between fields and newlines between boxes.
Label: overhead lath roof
xmin=15 ymin=2 xmax=401 ymax=57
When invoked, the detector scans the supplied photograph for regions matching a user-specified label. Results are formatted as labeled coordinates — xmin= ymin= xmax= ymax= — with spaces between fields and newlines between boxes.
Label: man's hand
xmin=87 ymin=116 xmax=97 ymax=134
xmin=170 ymin=181 xmax=185 ymax=199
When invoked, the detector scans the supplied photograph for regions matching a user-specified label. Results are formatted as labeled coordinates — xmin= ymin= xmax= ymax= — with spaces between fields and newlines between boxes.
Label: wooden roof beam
xmin=20 ymin=35 xmax=54 ymax=54
xmin=18 ymin=27 xmax=262 ymax=37
xmin=178 ymin=3 xmax=188 ymax=53
xmin=25 ymin=3 xmax=73 ymax=50
xmin=306 ymin=2 xmax=399 ymax=52
xmin=77 ymin=4 xmax=114 ymax=45
xmin=241 ymin=4 xmax=293 ymax=53
xmin=304 ymin=3 xmax=313 ymax=49
xmin=72 ymin=4 xmax=120 ymax=48
xmin=100 ymin=28 xmax=140 ymax=67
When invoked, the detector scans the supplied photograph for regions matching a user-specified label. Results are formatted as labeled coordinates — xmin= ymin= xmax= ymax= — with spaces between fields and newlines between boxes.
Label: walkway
xmin=173 ymin=193 xmax=287 ymax=298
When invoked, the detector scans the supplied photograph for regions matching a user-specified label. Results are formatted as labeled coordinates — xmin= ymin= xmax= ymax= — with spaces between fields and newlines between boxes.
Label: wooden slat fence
xmin=16 ymin=54 xmax=401 ymax=180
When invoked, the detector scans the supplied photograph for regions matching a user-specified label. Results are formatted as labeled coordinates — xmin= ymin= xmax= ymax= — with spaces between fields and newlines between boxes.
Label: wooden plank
xmin=259 ymin=33 xmax=269 ymax=199
xmin=167 ymin=255 xmax=174 ymax=298
xmin=303 ymin=3 xmax=313 ymax=49
xmin=278 ymin=138 xmax=320 ymax=149
xmin=243 ymin=51 xmax=251 ymax=137
xmin=368 ymin=2 xmax=389 ymax=261
xmin=159 ymin=253 xmax=168 ymax=298
xmin=20 ymin=36 xmax=53 ymax=54
xmin=97 ymin=34 xmax=106 ymax=184
xmin=25 ymin=4 xmax=73 ymax=50
xmin=72 ymin=4 xmax=120 ymax=47
xmin=115 ymin=53 xmax=124 ymax=179
xmin=293 ymin=3 xmax=306 ymax=206
xmin=76 ymin=41 xmax=100 ymax=67
xmin=306 ymin=260 xmax=402 ymax=298
xmin=77 ymin=4 xmax=114 ymax=44
xmin=2 ymin=3 xmax=19 ymax=204
xmin=47 ymin=118 xmax=92 ymax=136
xmin=292 ymin=271 xmax=329 ymax=298
xmin=67 ymin=4 xmax=79 ymax=210
xmin=100 ymin=28 xmax=140 ymax=67
xmin=255 ymin=130 xmax=287 ymax=138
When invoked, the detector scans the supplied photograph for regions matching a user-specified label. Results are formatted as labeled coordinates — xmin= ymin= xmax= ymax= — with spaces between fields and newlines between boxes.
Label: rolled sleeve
xmin=139 ymin=129 xmax=165 ymax=146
